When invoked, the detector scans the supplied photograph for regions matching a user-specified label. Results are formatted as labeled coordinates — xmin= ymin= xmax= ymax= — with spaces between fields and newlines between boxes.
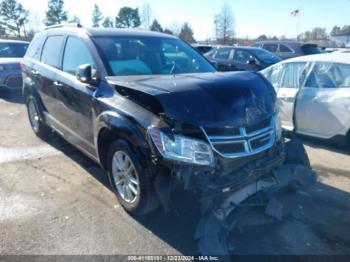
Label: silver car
xmin=0 ymin=39 xmax=29 ymax=91
xmin=261 ymin=53 xmax=350 ymax=144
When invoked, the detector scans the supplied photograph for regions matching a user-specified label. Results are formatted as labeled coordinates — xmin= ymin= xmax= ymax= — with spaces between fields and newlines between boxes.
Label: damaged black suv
xmin=22 ymin=25 xmax=314 ymax=234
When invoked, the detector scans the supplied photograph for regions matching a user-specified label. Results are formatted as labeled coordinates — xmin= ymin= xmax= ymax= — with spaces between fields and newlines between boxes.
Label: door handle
xmin=31 ymin=70 xmax=39 ymax=76
xmin=53 ymin=81 xmax=63 ymax=88
xmin=280 ymin=97 xmax=293 ymax=102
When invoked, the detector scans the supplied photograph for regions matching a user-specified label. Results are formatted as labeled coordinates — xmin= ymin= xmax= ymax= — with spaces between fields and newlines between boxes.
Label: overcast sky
xmin=18 ymin=0 xmax=350 ymax=40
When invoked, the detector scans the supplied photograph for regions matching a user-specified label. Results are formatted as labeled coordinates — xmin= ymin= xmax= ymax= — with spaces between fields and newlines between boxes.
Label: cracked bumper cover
xmin=194 ymin=138 xmax=317 ymax=255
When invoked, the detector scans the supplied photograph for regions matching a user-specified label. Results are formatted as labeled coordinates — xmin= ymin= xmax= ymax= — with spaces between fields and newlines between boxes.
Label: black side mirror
xmin=247 ymin=59 xmax=257 ymax=65
xmin=76 ymin=64 xmax=92 ymax=83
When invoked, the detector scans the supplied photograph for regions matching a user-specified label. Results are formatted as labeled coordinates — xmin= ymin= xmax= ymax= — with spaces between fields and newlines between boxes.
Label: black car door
xmin=53 ymin=36 xmax=97 ymax=156
xmin=232 ymin=49 xmax=258 ymax=71
xmin=212 ymin=47 xmax=235 ymax=71
xmin=34 ymin=35 xmax=65 ymax=118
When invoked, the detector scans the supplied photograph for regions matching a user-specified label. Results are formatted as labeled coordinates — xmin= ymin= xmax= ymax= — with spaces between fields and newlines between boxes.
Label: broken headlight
xmin=149 ymin=128 xmax=214 ymax=166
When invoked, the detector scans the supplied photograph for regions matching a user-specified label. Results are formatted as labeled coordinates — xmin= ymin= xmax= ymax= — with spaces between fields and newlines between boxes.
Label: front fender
xmin=94 ymin=111 xmax=149 ymax=151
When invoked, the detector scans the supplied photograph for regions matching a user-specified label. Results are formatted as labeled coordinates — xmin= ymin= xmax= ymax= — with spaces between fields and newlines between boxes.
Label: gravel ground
xmin=0 ymin=90 xmax=349 ymax=257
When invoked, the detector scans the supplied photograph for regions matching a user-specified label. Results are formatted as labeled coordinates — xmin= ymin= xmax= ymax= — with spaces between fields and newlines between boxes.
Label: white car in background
xmin=261 ymin=53 xmax=350 ymax=145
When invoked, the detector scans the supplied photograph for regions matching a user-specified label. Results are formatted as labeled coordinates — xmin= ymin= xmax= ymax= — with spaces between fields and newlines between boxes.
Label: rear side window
xmin=214 ymin=48 xmax=231 ymax=59
xmin=263 ymin=44 xmax=278 ymax=52
xmin=301 ymin=44 xmax=322 ymax=55
xmin=62 ymin=37 xmax=95 ymax=75
xmin=41 ymin=35 xmax=64 ymax=68
xmin=26 ymin=37 xmax=43 ymax=60
xmin=305 ymin=62 xmax=350 ymax=88
xmin=279 ymin=44 xmax=293 ymax=53
xmin=196 ymin=46 xmax=212 ymax=54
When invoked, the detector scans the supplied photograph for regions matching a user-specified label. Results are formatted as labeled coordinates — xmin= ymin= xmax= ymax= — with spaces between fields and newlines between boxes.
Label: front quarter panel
xmin=93 ymin=88 xmax=163 ymax=155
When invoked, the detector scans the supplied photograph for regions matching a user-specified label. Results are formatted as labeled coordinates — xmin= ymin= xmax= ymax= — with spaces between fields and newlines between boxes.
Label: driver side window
xmin=214 ymin=48 xmax=231 ymax=60
xmin=233 ymin=50 xmax=254 ymax=63
xmin=62 ymin=36 xmax=95 ymax=76
xmin=262 ymin=64 xmax=283 ymax=88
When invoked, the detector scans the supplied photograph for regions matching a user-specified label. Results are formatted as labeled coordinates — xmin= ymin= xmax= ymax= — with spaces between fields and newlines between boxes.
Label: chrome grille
xmin=202 ymin=118 xmax=275 ymax=158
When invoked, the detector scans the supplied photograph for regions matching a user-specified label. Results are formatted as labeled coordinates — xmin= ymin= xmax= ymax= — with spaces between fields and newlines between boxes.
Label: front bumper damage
xmin=193 ymin=138 xmax=316 ymax=255
xmin=153 ymin=137 xmax=316 ymax=256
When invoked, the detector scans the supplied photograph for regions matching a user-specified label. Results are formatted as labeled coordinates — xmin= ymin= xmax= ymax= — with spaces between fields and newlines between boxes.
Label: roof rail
xmin=44 ymin=23 xmax=83 ymax=30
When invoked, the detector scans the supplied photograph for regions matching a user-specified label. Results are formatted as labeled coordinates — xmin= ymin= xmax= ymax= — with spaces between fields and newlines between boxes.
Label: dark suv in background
xmin=0 ymin=39 xmax=29 ymax=91
xmin=252 ymin=40 xmax=322 ymax=60
xmin=21 ymin=24 xmax=313 ymax=235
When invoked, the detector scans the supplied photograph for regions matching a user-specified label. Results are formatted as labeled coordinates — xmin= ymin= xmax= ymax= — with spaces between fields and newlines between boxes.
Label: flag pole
xmin=296 ymin=8 xmax=301 ymax=41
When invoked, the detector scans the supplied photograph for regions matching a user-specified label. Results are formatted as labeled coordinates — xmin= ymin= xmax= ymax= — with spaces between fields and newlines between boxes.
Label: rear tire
xmin=107 ymin=139 xmax=160 ymax=215
xmin=26 ymin=96 xmax=50 ymax=138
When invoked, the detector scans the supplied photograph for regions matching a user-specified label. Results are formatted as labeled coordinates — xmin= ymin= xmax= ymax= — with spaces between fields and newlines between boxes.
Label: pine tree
xmin=115 ymin=7 xmax=141 ymax=28
xmin=0 ymin=0 xmax=29 ymax=37
xmin=178 ymin=22 xmax=196 ymax=43
xmin=92 ymin=4 xmax=103 ymax=27
xmin=44 ymin=0 xmax=68 ymax=26
xmin=102 ymin=17 xmax=114 ymax=28
xmin=150 ymin=19 xmax=163 ymax=32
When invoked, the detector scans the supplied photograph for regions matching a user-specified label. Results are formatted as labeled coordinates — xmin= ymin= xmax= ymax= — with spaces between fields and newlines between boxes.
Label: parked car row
xmin=0 ymin=37 xmax=324 ymax=93
xmin=205 ymin=46 xmax=282 ymax=71
xmin=0 ymin=39 xmax=29 ymax=91
xmin=197 ymin=41 xmax=323 ymax=74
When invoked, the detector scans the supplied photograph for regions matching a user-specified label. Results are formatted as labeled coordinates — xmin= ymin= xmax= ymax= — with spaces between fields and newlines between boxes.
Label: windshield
xmin=251 ymin=49 xmax=281 ymax=64
xmin=92 ymin=36 xmax=216 ymax=76
xmin=0 ymin=43 xmax=28 ymax=58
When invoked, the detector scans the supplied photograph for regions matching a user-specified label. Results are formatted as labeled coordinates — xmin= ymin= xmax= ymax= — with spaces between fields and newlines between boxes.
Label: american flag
xmin=291 ymin=9 xmax=300 ymax=17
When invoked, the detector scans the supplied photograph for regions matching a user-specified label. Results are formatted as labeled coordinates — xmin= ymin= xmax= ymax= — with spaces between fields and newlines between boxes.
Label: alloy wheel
xmin=111 ymin=151 xmax=140 ymax=204
xmin=28 ymin=99 xmax=40 ymax=132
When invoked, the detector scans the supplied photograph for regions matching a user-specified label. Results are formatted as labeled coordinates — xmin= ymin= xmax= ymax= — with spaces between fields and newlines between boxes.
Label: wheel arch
xmin=95 ymin=111 xmax=150 ymax=170
xmin=22 ymin=79 xmax=47 ymax=120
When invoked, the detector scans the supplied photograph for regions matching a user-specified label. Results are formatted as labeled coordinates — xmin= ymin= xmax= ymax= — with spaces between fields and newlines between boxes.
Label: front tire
xmin=107 ymin=140 xmax=160 ymax=215
xmin=26 ymin=96 xmax=50 ymax=138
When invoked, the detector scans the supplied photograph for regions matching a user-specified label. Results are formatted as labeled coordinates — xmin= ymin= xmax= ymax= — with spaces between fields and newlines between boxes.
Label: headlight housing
xmin=149 ymin=128 xmax=214 ymax=166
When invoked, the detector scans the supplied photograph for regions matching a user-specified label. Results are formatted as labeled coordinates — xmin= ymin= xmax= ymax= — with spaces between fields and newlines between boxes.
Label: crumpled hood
xmin=106 ymin=71 xmax=276 ymax=127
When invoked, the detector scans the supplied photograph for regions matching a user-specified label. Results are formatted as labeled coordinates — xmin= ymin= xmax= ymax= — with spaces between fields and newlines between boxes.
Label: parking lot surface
xmin=0 ymin=91 xmax=350 ymax=256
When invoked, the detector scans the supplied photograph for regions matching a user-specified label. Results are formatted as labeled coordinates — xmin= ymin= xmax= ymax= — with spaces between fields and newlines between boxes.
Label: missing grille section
xmin=245 ymin=118 xmax=271 ymax=134
xmin=204 ymin=126 xmax=241 ymax=137
xmin=250 ymin=133 xmax=272 ymax=150
xmin=213 ymin=142 xmax=246 ymax=154
xmin=202 ymin=117 xmax=274 ymax=158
